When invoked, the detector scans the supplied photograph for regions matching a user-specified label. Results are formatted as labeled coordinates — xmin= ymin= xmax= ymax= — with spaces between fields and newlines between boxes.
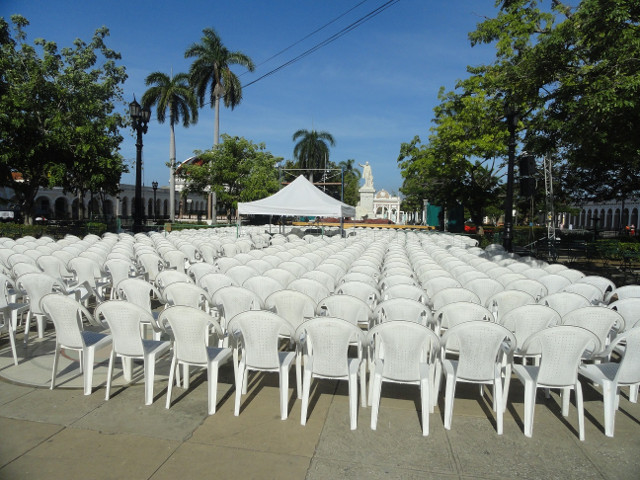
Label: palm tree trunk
xmin=169 ymin=123 xmax=176 ymax=222
xmin=214 ymin=93 xmax=220 ymax=146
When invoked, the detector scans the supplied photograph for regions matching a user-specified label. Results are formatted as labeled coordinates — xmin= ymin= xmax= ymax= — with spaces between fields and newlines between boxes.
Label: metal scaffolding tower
xmin=543 ymin=156 xmax=556 ymax=241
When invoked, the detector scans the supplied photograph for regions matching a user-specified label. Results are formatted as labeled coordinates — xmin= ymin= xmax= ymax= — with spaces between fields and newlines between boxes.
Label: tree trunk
xmin=169 ymin=123 xmax=176 ymax=222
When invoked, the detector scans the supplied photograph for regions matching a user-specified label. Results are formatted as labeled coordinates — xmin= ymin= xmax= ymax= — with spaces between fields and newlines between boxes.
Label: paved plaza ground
xmin=0 ymin=326 xmax=638 ymax=480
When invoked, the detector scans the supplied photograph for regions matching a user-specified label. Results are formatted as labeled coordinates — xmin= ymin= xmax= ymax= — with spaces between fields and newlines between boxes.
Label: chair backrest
xmin=105 ymin=258 xmax=137 ymax=290
xmin=137 ymin=253 xmax=164 ymax=282
xmin=562 ymin=306 xmax=624 ymax=352
xmin=295 ymin=317 xmax=364 ymax=377
xmin=17 ymin=272 xmax=63 ymax=315
xmin=242 ymin=275 xmax=284 ymax=303
xmin=163 ymin=282 xmax=209 ymax=308
xmin=288 ymin=278 xmax=331 ymax=304
xmin=245 ymin=259 xmax=272 ymax=274
xmin=576 ymin=275 xmax=615 ymax=296
xmin=608 ymin=298 xmax=640 ymax=331
xmin=115 ymin=278 xmax=159 ymax=312
xmin=315 ymin=294 xmax=371 ymax=326
xmin=486 ymin=289 xmax=536 ymax=322
xmin=95 ymin=300 xmax=150 ymax=357
xmin=159 ymin=306 xmax=223 ymax=365
xmin=227 ymin=310 xmax=294 ymax=369
xmin=37 ymin=255 xmax=74 ymax=282
xmin=372 ymin=298 xmax=432 ymax=326
xmin=381 ymin=284 xmax=430 ymax=305
xmin=537 ymin=274 xmax=572 ymax=295
xmin=501 ymin=304 xmax=560 ymax=353
xmin=301 ymin=270 xmax=336 ymax=292
xmin=431 ymin=287 xmax=480 ymax=311
xmin=367 ymin=321 xmax=440 ymax=382
xmin=340 ymin=271 xmax=378 ymax=288
xmin=214 ymin=256 xmax=242 ymax=273
xmin=211 ymin=285 xmax=262 ymax=321
xmin=434 ymin=301 xmax=493 ymax=332
xmin=264 ymin=289 xmax=316 ymax=329
xmin=187 ymin=262 xmax=218 ymax=284
xmin=335 ymin=281 xmax=380 ymax=307
xmin=521 ymin=326 xmax=599 ymax=386
xmin=226 ymin=265 xmax=260 ymax=286
xmin=263 ymin=268 xmax=296 ymax=287
xmin=464 ymin=278 xmax=504 ymax=306
xmin=441 ymin=321 xmax=516 ymax=382
xmin=505 ymin=279 xmax=548 ymax=301
xmin=41 ymin=293 xmax=93 ymax=348
xmin=68 ymin=257 xmax=103 ymax=288
xmin=198 ymin=272 xmax=236 ymax=296
xmin=610 ymin=327 xmax=640 ymax=385
xmin=607 ymin=284 xmax=640 ymax=303
xmin=538 ymin=291 xmax=591 ymax=318
xmin=155 ymin=269 xmax=193 ymax=292
xmin=563 ymin=282 xmax=604 ymax=304
xmin=421 ymin=276 xmax=460 ymax=297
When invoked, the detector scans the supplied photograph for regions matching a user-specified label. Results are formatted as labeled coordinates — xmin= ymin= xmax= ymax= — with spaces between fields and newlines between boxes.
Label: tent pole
xmin=340 ymin=217 xmax=344 ymax=238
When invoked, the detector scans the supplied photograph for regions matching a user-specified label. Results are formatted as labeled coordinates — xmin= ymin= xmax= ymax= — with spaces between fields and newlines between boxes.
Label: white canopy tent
xmin=238 ymin=175 xmax=356 ymax=218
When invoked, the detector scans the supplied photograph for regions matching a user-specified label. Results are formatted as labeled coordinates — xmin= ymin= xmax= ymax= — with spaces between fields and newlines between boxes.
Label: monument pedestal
xmin=356 ymin=185 xmax=375 ymax=219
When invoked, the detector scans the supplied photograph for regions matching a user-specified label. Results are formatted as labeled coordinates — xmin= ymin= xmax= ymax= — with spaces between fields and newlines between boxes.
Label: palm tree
xmin=142 ymin=71 xmax=198 ymax=222
xmin=185 ymin=27 xmax=255 ymax=146
xmin=292 ymin=129 xmax=336 ymax=182
xmin=338 ymin=159 xmax=361 ymax=205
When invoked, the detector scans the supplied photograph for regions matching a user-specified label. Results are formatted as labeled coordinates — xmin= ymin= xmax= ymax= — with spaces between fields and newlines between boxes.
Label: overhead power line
xmin=242 ymin=0 xmax=400 ymax=89
xmin=241 ymin=0 xmax=371 ymax=76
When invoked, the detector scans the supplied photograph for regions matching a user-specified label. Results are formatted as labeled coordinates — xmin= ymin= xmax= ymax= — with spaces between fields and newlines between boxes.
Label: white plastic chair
xmin=315 ymin=294 xmax=371 ymax=328
xmin=368 ymin=321 xmax=440 ymax=436
xmin=160 ymin=306 xmax=232 ymax=415
xmin=227 ymin=310 xmax=296 ymax=420
xmin=242 ymin=275 xmax=284 ymax=304
xmin=431 ymin=287 xmax=480 ymax=311
xmin=371 ymin=298 xmax=432 ymax=327
xmin=96 ymin=300 xmax=171 ymax=405
xmin=433 ymin=301 xmax=493 ymax=336
xmin=564 ymin=282 xmax=605 ymax=304
xmin=162 ymin=282 xmax=209 ymax=309
xmin=579 ymin=326 xmax=640 ymax=437
xmin=606 ymin=284 xmax=640 ymax=303
xmin=464 ymin=278 xmax=504 ymax=306
xmin=210 ymin=286 xmax=262 ymax=344
xmin=115 ymin=278 xmax=164 ymax=340
xmin=382 ymin=284 xmax=431 ymax=306
xmin=198 ymin=272 xmax=236 ymax=297
xmin=288 ymin=278 xmax=331 ymax=304
xmin=608 ymin=298 xmax=640 ymax=331
xmin=225 ymin=265 xmax=260 ymax=287
xmin=441 ymin=321 xmax=516 ymax=434
xmin=0 ymin=273 xmax=28 ymax=365
xmin=486 ymin=289 xmax=536 ymax=324
xmin=504 ymin=278 xmax=548 ymax=302
xmin=296 ymin=317 xmax=365 ymax=429
xmin=513 ymin=326 xmax=600 ymax=440
xmin=538 ymin=291 xmax=591 ymax=318
xmin=561 ymin=306 xmax=625 ymax=359
xmin=41 ymin=293 xmax=112 ymax=395
xmin=335 ymin=280 xmax=380 ymax=308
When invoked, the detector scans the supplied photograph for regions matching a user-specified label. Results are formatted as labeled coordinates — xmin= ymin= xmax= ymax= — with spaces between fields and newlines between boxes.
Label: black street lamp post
xmin=503 ymin=104 xmax=519 ymax=253
xmin=130 ymin=97 xmax=151 ymax=232
xmin=152 ymin=181 xmax=158 ymax=220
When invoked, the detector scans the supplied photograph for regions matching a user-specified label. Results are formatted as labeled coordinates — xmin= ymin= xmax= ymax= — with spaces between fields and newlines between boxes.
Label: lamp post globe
xmin=130 ymin=97 xmax=150 ymax=233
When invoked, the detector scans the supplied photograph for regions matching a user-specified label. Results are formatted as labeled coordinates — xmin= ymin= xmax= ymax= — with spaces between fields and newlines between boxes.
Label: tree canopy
xmin=0 ymin=15 xmax=127 ymax=223
xmin=292 ymin=129 xmax=336 ymax=182
xmin=399 ymin=0 xmax=640 ymax=227
xmin=177 ymin=134 xmax=282 ymax=221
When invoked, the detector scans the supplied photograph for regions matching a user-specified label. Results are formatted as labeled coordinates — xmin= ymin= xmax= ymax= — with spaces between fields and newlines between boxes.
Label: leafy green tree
xmin=292 ymin=129 xmax=336 ymax=182
xmin=184 ymin=27 xmax=255 ymax=146
xmin=142 ymin=71 xmax=198 ymax=221
xmin=0 ymin=15 xmax=127 ymax=223
xmin=338 ymin=159 xmax=361 ymax=206
xmin=178 ymin=134 xmax=281 ymax=222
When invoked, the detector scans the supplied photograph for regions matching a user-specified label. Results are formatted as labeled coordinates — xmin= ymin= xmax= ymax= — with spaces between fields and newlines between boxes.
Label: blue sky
xmin=3 ymin=0 xmax=499 ymax=195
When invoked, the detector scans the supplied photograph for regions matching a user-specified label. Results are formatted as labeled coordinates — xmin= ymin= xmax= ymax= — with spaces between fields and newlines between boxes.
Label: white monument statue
xmin=359 ymin=161 xmax=374 ymax=189
xmin=355 ymin=161 xmax=375 ymax=219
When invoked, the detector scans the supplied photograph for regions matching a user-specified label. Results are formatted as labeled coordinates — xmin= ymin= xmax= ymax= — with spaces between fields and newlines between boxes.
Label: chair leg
xmin=630 ymin=384 xmax=639 ymax=403
xmin=444 ymin=372 xmax=456 ymax=430
xmin=420 ymin=375 xmax=430 ymax=436
xmin=234 ymin=363 xmax=245 ymax=416
xmin=523 ymin=381 xmax=536 ymax=437
xmin=279 ymin=364 xmax=290 ymax=420
xmin=105 ymin=350 xmax=115 ymax=400
xmin=494 ymin=376 xmax=503 ymax=435
xmin=370 ymin=371 xmax=382 ymax=431
xmin=562 ymin=386 xmax=571 ymax=417
xmin=83 ymin=347 xmax=95 ymax=396
xmin=7 ymin=323 xmax=18 ymax=366
xmin=348 ymin=371 xmax=358 ymax=430
xmin=23 ymin=311 xmax=31 ymax=344
xmin=166 ymin=355 xmax=177 ymax=409
xmin=208 ymin=362 xmax=219 ymax=415
xmin=575 ymin=381 xmax=585 ymax=441
xmin=144 ymin=355 xmax=156 ymax=405
xmin=50 ymin=345 xmax=60 ymax=390
xmin=602 ymin=381 xmax=616 ymax=437
xmin=300 ymin=369 xmax=312 ymax=426
xmin=359 ymin=360 xmax=367 ymax=407
xmin=295 ymin=349 xmax=302 ymax=400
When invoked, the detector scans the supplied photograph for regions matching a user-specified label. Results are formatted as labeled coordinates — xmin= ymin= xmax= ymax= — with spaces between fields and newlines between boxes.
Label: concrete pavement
xmin=0 ymin=331 xmax=639 ymax=480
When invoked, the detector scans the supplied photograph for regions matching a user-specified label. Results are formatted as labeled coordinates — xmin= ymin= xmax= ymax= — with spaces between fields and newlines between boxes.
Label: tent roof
xmin=238 ymin=175 xmax=356 ymax=217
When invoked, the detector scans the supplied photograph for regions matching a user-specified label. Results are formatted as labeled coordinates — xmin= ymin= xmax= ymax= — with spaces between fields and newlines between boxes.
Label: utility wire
xmin=243 ymin=0 xmax=399 ymax=88
xmin=240 ymin=0 xmax=370 ymax=76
